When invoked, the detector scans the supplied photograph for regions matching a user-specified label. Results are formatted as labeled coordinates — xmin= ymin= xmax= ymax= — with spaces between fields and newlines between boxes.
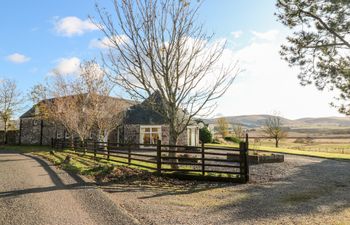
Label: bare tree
xmin=73 ymin=61 xmax=131 ymax=142
xmin=232 ymin=123 xmax=244 ymax=142
xmin=93 ymin=0 xmax=240 ymax=152
xmin=262 ymin=115 xmax=287 ymax=148
xmin=33 ymin=60 xmax=130 ymax=144
xmin=0 ymin=79 xmax=22 ymax=144
xmin=216 ymin=117 xmax=229 ymax=138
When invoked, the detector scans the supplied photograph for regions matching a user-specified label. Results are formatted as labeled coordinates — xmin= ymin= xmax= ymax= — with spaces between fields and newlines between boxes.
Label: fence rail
xmin=52 ymin=138 xmax=249 ymax=183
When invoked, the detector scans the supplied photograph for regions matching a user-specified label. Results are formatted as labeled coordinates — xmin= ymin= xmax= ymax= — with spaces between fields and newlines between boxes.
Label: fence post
xmin=244 ymin=138 xmax=249 ymax=183
xmin=60 ymin=139 xmax=64 ymax=151
xmin=239 ymin=142 xmax=246 ymax=183
xmin=245 ymin=133 xmax=249 ymax=147
xmin=93 ymin=141 xmax=97 ymax=159
xmin=73 ymin=139 xmax=76 ymax=153
xmin=156 ymin=140 xmax=162 ymax=175
xmin=107 ymin=144 xmax=110 ymax=160
xmin=128 ymin=144 xmax=131 ymax=165
xmin=201 ymin=143 xmax=205 ymax=176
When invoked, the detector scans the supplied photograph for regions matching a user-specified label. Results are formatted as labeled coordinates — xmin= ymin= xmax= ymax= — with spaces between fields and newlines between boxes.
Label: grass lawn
xmin=207 ymin=143 xmax=350 ymax=160
xmin=0 ymin=145 xmax=238 ymax=180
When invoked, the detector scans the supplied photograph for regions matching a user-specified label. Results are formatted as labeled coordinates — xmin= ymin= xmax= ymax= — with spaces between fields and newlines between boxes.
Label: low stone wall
xmin=227 ymin=153 xmax=284 ymax=165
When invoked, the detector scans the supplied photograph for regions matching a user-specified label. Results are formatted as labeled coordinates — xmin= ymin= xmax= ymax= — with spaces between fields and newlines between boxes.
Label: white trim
xmin=57 ymin=130 xmax=63 ymax=139
xmin=140 ymin=125 xmax=162 ymax=147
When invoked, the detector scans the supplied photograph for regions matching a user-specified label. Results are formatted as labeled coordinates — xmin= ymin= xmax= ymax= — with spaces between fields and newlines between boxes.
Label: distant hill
xmin=203 ymin=114 xmax=350 ymax=129
xmin=295 ymin=117 xmax=350 ymax=127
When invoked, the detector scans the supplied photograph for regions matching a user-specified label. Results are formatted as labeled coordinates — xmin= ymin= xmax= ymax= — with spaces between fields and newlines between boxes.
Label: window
xmin=65 ymin=132 xmax=70 ymax=139
xmin=57 ymin=131 xmax=63 ymax=139
xmin=33 ymin=120 xmax=38 ymax=126
xmin=140 ymin=126 xmax=161 ymax=145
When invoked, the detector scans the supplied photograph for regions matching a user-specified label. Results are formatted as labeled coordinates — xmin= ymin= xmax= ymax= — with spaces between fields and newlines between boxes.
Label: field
xmin=249 ymin=137 xmax=350 ymax=154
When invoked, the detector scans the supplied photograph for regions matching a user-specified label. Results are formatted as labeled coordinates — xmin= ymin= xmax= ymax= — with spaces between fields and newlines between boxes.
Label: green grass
xmin=35 ymin=150 xmax=115 ymax=177
xmin=207 ymin=143 xmax=350 ymax=160
xmin=1 ymin=145 xmax=240 ymax=180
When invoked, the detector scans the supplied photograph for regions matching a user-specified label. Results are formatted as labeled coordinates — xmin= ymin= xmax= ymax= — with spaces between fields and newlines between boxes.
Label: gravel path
xmin=0 ymin=153 xmax=139 ymax=225
xmin=102 ymin=154 xmax=350 ymax=225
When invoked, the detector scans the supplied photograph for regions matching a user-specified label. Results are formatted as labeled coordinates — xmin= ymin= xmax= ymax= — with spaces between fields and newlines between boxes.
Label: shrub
xmin=294 ymin=137 xmax=314 ymax=144
xmin=224 ymin=136 xmax=241 ymax=143
xmin=211 ymin=138 xmax=221 ymax=144
xmin=199 ymin=126 xmax=212 ymax=143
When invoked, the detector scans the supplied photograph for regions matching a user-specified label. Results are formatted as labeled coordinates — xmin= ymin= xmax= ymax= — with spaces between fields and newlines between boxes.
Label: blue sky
xmin=0 ymin=0 xmax=343 ymax=119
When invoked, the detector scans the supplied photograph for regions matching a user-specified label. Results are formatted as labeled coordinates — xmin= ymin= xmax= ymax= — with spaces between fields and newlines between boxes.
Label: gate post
xmin=201 ymin=143 xmax=205 ymax=176
xmin=244 ymin=133 xmax=249 ymax=183
xmin=239 ymin=142 xmax=248 ymax=183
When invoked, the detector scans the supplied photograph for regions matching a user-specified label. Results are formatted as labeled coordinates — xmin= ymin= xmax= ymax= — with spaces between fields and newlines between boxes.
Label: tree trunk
xmin=80 ymin=137 xmax=86 ymax=155
xmin=275 ymin=138 xmax=279 ymax=148
xmin=168 ymin=124 xmax=179 ymax=169
xmin=103 ymin=130 xmax=109 ymax=151
xmin=4 ymin=120 xmax=7 ymax=145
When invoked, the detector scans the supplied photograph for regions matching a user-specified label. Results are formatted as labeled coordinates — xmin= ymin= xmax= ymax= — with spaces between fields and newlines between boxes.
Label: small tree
xmin=33 ymin=60 xmax=130 ymax=143
xmin=0 ymin=79 xmax=22 ymax=144
xmin=262 ymin=115 xmax=287 ymax=148
xmin=232 ymin=123 xmax=244 ymax=142
xmin=199 ymin=126 xmax=212 ymax=143
xmin=216 ymin=117 xmax=229 ymax=138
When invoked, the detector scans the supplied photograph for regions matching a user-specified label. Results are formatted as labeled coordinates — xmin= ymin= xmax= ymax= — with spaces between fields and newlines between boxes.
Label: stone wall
xmin=20 ymin=118 xmax=42 ymax=145
xmin=20 ymin=118 xmax=65 ymax=145
xmin=123 ymin=124 xmax=140 ymax=144
xmin=160 ymin=125 xmax=187 ymax=145
xmin=0 ymin=130 xmax=19 ymax=144
xmin=20 ymin=117 xmax=199 ymax=147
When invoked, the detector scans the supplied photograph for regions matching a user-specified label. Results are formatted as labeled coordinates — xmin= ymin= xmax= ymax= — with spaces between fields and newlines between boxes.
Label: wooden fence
xmin=52 ymin=139 xmax=249 ymax=183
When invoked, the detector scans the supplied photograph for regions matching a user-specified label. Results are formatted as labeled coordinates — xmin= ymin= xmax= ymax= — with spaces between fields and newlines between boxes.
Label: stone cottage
xmin=19 ymin=94 xmax=199 ymax=147
xmin=118 ymin=94 xmax=199 ymax=147
xmin=19 ymin=96 xmax=134 ymax=145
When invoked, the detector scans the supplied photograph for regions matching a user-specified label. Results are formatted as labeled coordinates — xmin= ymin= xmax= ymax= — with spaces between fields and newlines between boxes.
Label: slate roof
xmin=123 ymin=91 xmax=175 ymax=125
xmin=123 ymin=104 xmax=166 ymax=124
xmin=20 ymin=95 xmax=135 ymax=119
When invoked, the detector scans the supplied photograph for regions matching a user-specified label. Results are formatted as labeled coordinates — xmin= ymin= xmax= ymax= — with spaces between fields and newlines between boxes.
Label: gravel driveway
xmin=0 ymin=152 xmax=138 ymax=225
xmin=102 ymin=155 xmax=350 ymax=225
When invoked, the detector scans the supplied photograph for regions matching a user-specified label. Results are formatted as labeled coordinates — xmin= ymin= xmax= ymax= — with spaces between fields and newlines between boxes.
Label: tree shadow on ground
xmin=210 ymin=158 xmax=350 ymax=223
xmin=99 ymin=178 xmax=237 ymax=199
xmin=0 ymin=153 xmax=95 ymax=198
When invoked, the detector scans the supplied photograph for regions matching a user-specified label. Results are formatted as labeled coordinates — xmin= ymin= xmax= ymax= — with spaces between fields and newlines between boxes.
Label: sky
xmin=0 ymin=0 xmax=343 ymax=120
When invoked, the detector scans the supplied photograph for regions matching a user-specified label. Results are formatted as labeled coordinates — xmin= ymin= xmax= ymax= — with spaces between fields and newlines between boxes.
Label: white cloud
xmin=213 ymin=30 xmax=341 ymax=119
xmin=6 ymin=53 xmax=31 ymax=63
xmin=231 ymin=31 xmax=243 ymax=39
xmin=52 ymin=57 xmax=81 ymax=75
xmin=251 ymin=30 xmax=279 ymax=41
xmin=54 ymin=16 xmax=98 ymax=37
xmin=89 ymin=35 xmax=129 ymax=49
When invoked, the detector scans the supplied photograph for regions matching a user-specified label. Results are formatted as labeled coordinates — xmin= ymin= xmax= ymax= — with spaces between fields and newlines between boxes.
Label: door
xmin=187 ymin=127 xmax=197 ymax=146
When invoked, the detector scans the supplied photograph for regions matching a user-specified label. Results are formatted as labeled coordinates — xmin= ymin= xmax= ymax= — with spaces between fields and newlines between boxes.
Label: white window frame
xmin=57 ymin=130 xmax=63 ymax=139
xmin=65 ymin=132 xmax=70 ymax=139
xmin=140 ymin=125 xmax=162 ymax=147
xmin=33 ymin=119 xmax=38 ymax=126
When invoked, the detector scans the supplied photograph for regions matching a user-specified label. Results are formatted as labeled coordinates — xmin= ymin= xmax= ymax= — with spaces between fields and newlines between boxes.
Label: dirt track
xmin=0 ymin=153 xmax=138 ymax=225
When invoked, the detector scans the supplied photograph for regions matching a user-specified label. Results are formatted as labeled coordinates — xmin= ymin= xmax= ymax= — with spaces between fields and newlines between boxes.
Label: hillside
xmin=203 ymin=114 xmax=350 ymax=129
